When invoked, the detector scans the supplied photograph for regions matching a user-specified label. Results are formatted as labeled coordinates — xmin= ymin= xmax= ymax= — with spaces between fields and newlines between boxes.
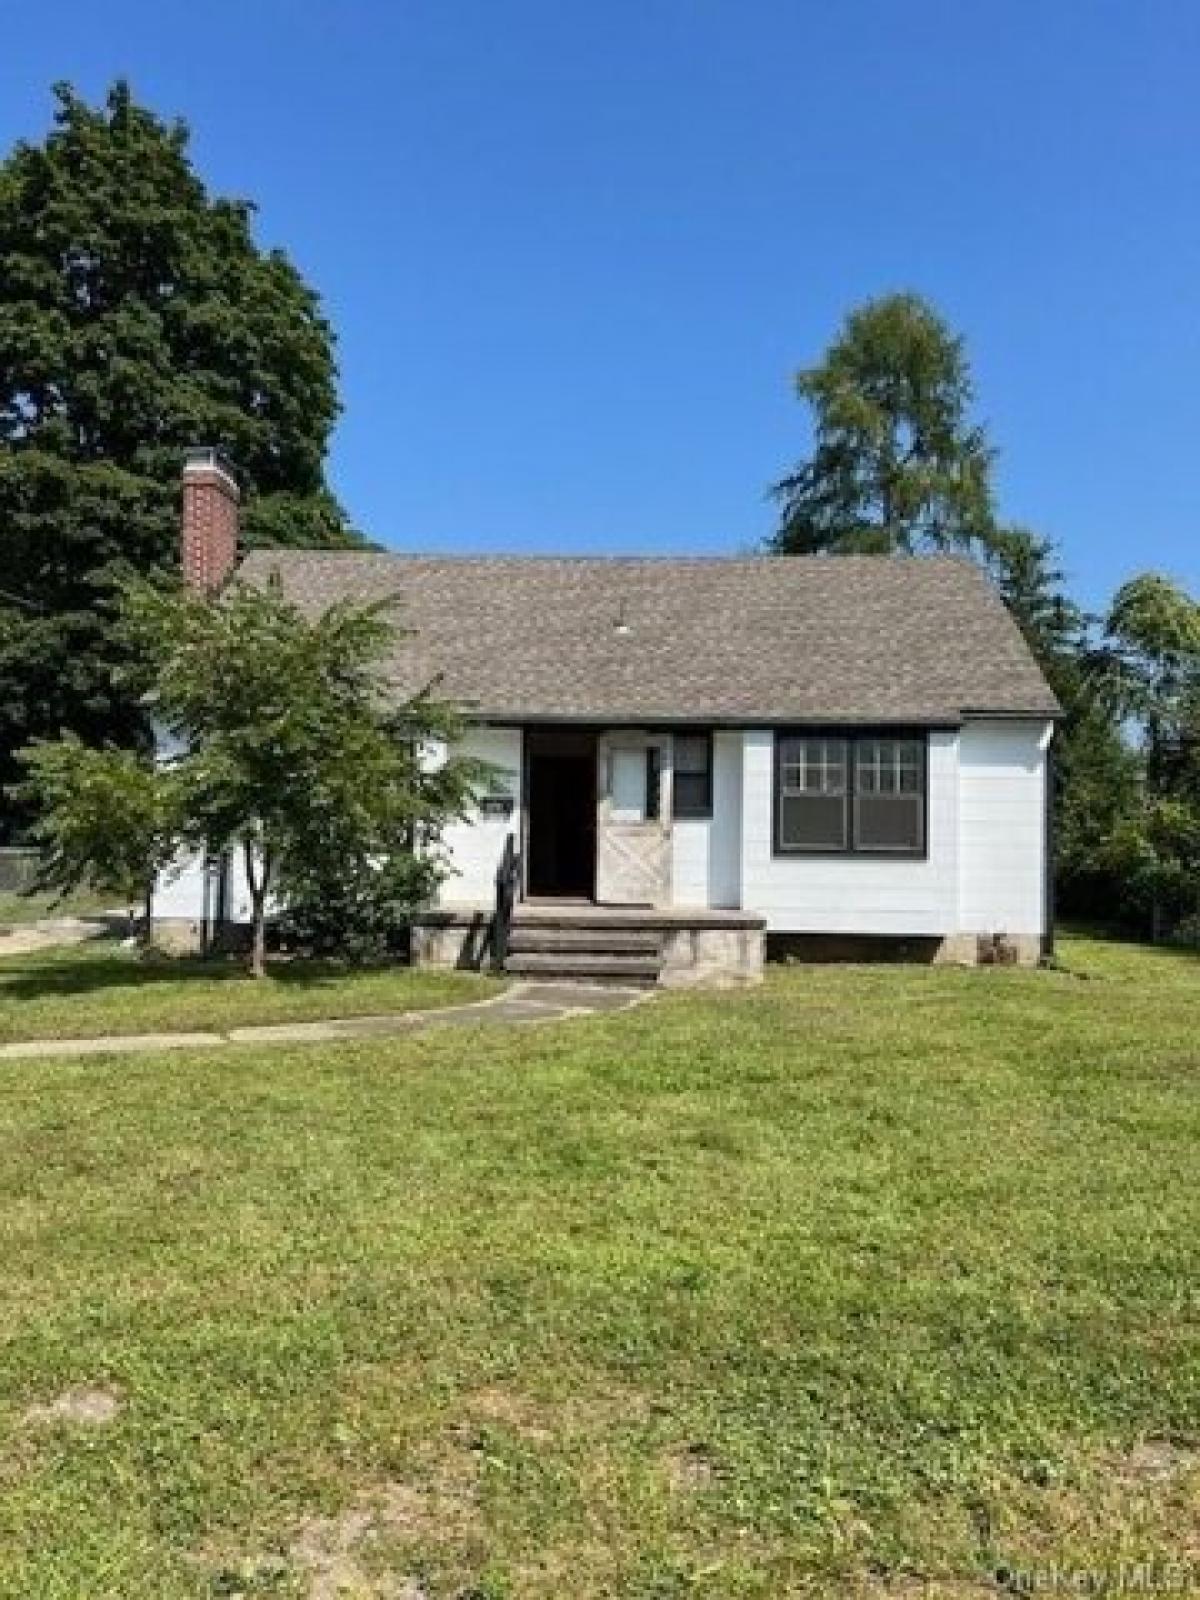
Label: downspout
xmin=1042 ymin=729 xmax=1056 ymax=962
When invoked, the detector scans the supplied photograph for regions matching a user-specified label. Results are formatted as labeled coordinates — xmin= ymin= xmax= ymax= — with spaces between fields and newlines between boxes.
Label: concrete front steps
xmin=503 ymin=914 xmax=664 ymax=984
xmin=411 ymin=903 xmax=767 ymax=987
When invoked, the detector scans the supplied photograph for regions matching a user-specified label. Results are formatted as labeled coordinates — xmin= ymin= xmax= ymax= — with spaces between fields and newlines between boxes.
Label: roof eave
xmin=462 ymin=710 xmax=968 ymax=728
xmin=958 ymin=705 xmax=1064 ymax=721
xmin=460 ymin=706 xmax=1061 ymax=726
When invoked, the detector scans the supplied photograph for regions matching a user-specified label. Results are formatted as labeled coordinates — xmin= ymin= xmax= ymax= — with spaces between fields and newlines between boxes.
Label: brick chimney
xmin=181 ymin=447 xmax=240 ymax=593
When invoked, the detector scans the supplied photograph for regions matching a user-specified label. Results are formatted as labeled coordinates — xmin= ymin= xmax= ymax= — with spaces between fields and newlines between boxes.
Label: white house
xmin=152 ymin=452 xmax=1060 ymax=985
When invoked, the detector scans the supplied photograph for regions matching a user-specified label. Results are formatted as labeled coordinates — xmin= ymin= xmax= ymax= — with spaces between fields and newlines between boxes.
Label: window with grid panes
xmin=775 ymin=732 xmax=925 ymax=855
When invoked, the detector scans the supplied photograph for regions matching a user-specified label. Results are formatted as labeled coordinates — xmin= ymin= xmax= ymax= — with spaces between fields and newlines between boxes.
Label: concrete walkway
xmin=0 ymin=916 xmax=115 ymax=959
xmin=0 ymin=981 xmax=652 ymax=1061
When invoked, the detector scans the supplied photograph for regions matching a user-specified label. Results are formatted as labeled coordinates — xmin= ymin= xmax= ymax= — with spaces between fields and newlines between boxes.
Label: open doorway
xmin=525 ymin=729 xmax=597 ymax=899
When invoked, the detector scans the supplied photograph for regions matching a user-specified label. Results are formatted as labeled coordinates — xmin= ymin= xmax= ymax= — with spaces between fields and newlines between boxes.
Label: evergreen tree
xmin=987 ymin=526 xmax=1083 ymax=658
xmin=0 ymin=82 xmax=361 ymax=835
xmin=769 ymin=293 xmax=996 ymax=556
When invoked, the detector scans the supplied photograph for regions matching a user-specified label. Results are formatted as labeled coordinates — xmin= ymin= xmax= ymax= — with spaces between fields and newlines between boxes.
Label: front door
xmin=525 ymin=730 xmax=597 ymax=898
xmin=595 ymin=733 xmax=672 ymax=906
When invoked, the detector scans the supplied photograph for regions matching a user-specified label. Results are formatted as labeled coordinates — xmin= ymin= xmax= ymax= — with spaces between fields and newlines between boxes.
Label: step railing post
xmin=493 ymin=835 xmax=521 ymax=970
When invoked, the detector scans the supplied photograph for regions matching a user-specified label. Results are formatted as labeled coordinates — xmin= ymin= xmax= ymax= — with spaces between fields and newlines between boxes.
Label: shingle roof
xmin=236 ymin=550 xmax=1061 ymax=725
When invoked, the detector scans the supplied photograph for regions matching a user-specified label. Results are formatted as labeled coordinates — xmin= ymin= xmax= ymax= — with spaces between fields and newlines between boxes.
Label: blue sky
xmin=3 ymin=0 xmax=1197 ymax=607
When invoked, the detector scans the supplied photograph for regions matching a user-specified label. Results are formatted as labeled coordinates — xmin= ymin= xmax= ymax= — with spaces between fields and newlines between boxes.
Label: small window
xmin=776 ymin=735 xmax=848 ymax=850
xmin=673 ymin=732 xmax=712 ymax=818
xmin=645 ymin=746 xmax=662 ymax=822
xmin=611 ymin=747 xmax=648 ymax=821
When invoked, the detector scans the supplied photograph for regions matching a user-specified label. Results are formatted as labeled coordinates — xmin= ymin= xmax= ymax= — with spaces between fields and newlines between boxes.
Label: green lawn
xmin=0 ymin=941 xmax=501 ymax=1041
xmin=0 ymin=885 xmax=116 ymax=927
xmin=0 ymin=935 xmax=1197 ymax=1598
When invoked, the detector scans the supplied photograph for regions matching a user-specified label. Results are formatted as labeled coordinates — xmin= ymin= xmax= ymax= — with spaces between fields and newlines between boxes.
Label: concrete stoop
xmin=413 ymin=904 xmax=767 ymax=987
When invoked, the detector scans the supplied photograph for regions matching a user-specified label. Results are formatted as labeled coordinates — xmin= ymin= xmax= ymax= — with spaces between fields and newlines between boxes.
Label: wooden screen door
xmin=595 ymin=733 xmax=672 ymax=906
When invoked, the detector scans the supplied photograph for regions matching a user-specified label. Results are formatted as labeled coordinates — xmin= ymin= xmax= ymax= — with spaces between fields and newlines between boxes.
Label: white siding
xmin=151 ymin=847 xmax=207 ymax=922
xmin=150 ymin=842 xmax=264 ymax=926
xmin=739 ymin=728 xmax=960 ymax=935
xmin=672 ymin=730 xmax=744 ymax=909
xmin=957 ymin=719 xmax=1050 ymax=939
xmin=435 ymin=726 xmax=523 ymax=906
xmin=671 ymin=820 xmax=707 ymax=907
xmin=710 ymin=730 xmax=744 ymax=907
xmin=149 ymin=718 xmax=206 ymax=923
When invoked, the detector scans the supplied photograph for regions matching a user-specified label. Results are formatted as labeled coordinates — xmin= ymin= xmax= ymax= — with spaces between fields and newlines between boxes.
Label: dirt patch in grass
xmin=1113 ymin=1437 xmax=1198 ymax=1487
xmin=450 ymin=1377 xmax=651 ymax=1452
xmin=663 ymin=1440 xmax=719 ymax=1494
xmin=289 ymin=1490 xmax=438 ymax=1599
xmin=211 ymin=1480 xmax=478 ymax=1599
xmin=22 ymin=1384 xmax=121 ymax=1426
xmin=457 ymin=1384 xmax=556 ymax=1444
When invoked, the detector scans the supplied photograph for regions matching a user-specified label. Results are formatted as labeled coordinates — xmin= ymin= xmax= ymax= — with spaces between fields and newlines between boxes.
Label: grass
xmin=0 ymin=933 xmax=1197 ymax=1597
xmin=0 ymin=941 xmax=501 ymax=1042
xmin=0 ymin=885 xmax=116 ymax=927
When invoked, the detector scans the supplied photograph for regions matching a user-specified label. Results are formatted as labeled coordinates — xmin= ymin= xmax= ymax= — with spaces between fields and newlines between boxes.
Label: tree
xmin=986 ymin=526 xmax=1084 ymax=659
xmin=769 ymin=293 xmax=996 ymax=556
xmin=983 ymin=526 xmax=1140 ymax=918
xmin=0 ymin=81 xmax=362 ymax=838
xmin=1105 ymin=574 xmax=1200 ymax=730
xmin=15 ymin=737 xmax=176 ymax=920
xmin=1101 ymin=574 xmax=1200 ymax=940
xmin=17 ymin=578 xmax=486 ymax=977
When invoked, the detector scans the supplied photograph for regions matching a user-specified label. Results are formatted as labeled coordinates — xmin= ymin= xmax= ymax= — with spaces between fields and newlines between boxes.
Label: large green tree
xmin=0 ymin=81 xmax=361 ymax=837
xmin=769 ymin=292 xmax=996 ymax=556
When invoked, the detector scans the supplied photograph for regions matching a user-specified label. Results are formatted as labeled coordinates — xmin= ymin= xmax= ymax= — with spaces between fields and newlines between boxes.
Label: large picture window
xmin=775 ymin=731 xmax=927 ymax=856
